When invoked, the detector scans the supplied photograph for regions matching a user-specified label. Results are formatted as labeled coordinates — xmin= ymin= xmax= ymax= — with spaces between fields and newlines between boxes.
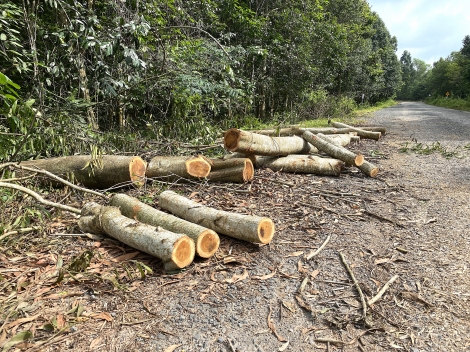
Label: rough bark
xmin=146 ymin=155 xmax=211 ymax=180
xmin=79 ymin=202 xmax=195 ymax=271
xmin=159 ymin=191 xmax=275 ymax=244
xmin=224 ymin=128 xmax=318 ymax=156
xmin=110 ymin=194 xmax=219 ymax=258
xmin=302 ymin=131 xmax=364 ymax=166
xmin=21 ymin=155 xmax=146 ymax=189
xmin=254 ymin=155 xmax=344 ymax=176
xmin=207 ymin=158 xmax=254 ymax=183
xmin=331 ymin=122 xmax=381 ymax=140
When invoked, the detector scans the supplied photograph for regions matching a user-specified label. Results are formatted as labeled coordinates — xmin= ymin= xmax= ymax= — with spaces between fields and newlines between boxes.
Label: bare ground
xmin=1 ymin=102 xmax=470 ymax=351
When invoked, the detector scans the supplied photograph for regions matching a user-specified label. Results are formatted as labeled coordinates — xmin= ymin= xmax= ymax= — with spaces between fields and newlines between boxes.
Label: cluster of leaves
xmin=399 ymin=141 xmax=462 ymax=159
xmin=397 ymin=35 xmax=470 ymax=102
xmin=0 ymin=0 xmax=402 ymax=160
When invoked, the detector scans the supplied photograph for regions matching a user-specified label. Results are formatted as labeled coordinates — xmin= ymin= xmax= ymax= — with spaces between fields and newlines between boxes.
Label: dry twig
xmin=368 ymin=275 xmax=399 ymax=306
xmin=339 ymin=252 xmax=369 ymax=325
xmin=306 ymin=235 xmax=331 ymax=260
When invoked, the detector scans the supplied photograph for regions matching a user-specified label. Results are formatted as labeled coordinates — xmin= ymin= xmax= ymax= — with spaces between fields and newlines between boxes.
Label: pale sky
xmin=367 ymin=0 xmax=470 ymax=66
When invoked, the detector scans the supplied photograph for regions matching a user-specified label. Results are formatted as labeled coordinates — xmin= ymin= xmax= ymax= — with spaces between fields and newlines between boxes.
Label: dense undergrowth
xmin=424 ymin=97 xmax=470 ymax=112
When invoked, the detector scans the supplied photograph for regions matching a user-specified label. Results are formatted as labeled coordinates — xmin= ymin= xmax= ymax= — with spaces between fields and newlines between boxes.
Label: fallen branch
xmin=339 ymin=252 xmax=369 ymax=326
xmin=0 ymin=227 xmax=40 ymax=241
xmin=305 ymin=235 xmax=331 ymax=260
xmin=367 ymin=275 xmax=399 ymax=306
xmin=0 ymin=182 xmax=81 ymax=214
xmin=7 ymin=164 xmax=107 ymax=199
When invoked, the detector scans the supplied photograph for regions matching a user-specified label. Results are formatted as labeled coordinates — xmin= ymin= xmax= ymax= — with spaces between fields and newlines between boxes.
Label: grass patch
xmin=425 ymin=97 xmax=470 ymax=112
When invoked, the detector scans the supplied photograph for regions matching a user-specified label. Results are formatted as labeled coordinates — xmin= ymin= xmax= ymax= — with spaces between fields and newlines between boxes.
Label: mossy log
xmin=302 ymin=131 xmax=364 ymax=166
xmin=21 ymin=155 xmax=146 ymax=189
xmin=146 ymin=155 xmax=211 ymax=181
xmin=110 ymin=194 xmax=219 ymax=258
xmin=224 ymin=128 xmax=318 ymax=156
xmin=159 ymin=190 xmax=275 ymax=244
xmin=207 ymin=158 xmax=254 ymax=183
xmin=331 ymin=122 xmax=381 ymax=140
xmin=254 ymin=155 xmax=344 ymax=176
xmin=79 ymin=202 xmax=195 ymax=271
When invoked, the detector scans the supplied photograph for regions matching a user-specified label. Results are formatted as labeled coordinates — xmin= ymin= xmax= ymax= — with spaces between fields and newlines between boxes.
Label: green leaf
xmin=0 ymin=33 xmax=6 ymax=41
xmin=2 ymin=331 xmax=33 ymax=351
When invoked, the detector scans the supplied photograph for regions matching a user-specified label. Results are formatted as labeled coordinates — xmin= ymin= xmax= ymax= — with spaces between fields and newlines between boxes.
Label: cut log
xmin=207 ymin=158 xmax=254 ymax=183
xmin=331 ymin=122 xmax=381 ymax=140
xmin=79 ymin=202 xmax=195 ymax=271
xmin=318 ymin=134 xmax=352 ymax=147
xmin=224 ymin=128 xmax=318 ymax=156
xmin=254 ymin=155 xmax=344 ymax=176
xmin=159 ymin=190 xmax=275 ymax=244
xmin=146 ymin=155 xmax=211 ymax=180
xmin=317 ymin=134 xmax=378 ymax=177
xmin=109 ymin=194 xmax=219 ymax=258
xmin=302 ymin=131 xmax=364 ymax=166
xmin=21 ymin=155 xmax=146 ymax=189
xmin=360 ymin=126 xmax=387 ymax=135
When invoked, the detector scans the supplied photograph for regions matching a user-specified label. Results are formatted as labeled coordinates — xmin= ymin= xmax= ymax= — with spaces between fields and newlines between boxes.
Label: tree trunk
xmin=254 ymin=155 xmax=344 ymax=176
xmin=146 ymin=155 xmax=211 ymax=181
xmin=110 ymin=194 xmax=219 ymax=258
xmin=302 ymin=131 xmax=364 ymax=166
xmin=331 ymin=122 xmax=381 ymax=140
xmin=21 ymin=155 xmax=146 ymax=189
xmin=207 ymin=158 xmax=254 ymax=183
xmin=316 ymin=133 xmax=378 ymax=176
xmin=224 ymin=129 xmax=318 ymax=156
xmin=78 ymin=202 xmax=195 ymax=271
xmin=159 ymin=191 xmax=275 ymax=244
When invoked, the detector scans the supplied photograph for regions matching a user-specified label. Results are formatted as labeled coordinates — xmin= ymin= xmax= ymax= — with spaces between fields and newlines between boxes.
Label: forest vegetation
xmin=0 ymin=0 xmax=404 ymax=161
xmin=397 ymin=35 xmax=470 ymax=111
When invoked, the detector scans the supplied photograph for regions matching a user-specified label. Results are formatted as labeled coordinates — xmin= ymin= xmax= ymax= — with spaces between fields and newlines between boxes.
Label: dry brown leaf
xmin=43 ymin=291 xmax=83 ymax=300
xmin=89 ymin=336 xmax=104 ymax=349
xmin=285 ymin=251 xmax=304 ymax=258
xmin=225 ymin=269 xmax=249 ymax=283
xmin=310 ymin=269 xmax=320 ymax=279
xmin=111 ymin=252 xmax=140 ymax=262
xmin=252 ymin=271 xmax=276 ymax=280
xmin=4 ymin=314 xmax=40 ymax=329
xmin=279 ymin=340 xmax=290 ymax=351
xmin=56 ymin=314 xmax=66 ymax=329
xmin=164 ymin=344 xmax=182 ymax=352
xmin=374 ymin=258 xmax=391 ymax=265
xmin=91 ymin=312 xmax=113 ymax=322
xmin=267 ymin=306 xmax=287 ymax=342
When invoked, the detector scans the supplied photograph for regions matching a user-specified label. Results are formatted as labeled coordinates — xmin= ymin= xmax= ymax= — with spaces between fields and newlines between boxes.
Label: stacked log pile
xmin=223 ymin=122 xmax=384 ymax=178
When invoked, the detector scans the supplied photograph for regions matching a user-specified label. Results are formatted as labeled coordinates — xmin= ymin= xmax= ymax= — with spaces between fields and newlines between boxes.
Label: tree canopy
xmin=0 ymin=0 xmax=402 ymax=160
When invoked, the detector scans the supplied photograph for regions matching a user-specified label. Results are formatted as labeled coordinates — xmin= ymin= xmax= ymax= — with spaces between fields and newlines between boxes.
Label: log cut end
xmin=369 ymin=167 xmax=379 ymax=178
xmin=354 ymin=154 xmax=365 ymax=167
xmin=258 ymin=218 xmax=275 ymax=244
xmin=129 ymin=157 xmax=147 ymax=187
xmin=169 ymin=235 xmax=196 ymax=269
xmin=224 ymin=128 xmax=241 ymax=151
xmin=186 ymin=156 xmax=211 ymax=178
xmin=197 ymin=230 xmax=220 ymax=258
xmin=243 ymin=159 xmax=255 ymax=182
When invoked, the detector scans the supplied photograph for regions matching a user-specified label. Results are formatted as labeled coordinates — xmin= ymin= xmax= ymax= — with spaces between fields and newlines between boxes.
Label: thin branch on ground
xmin=368 ymin=275 xmax=399 ymax=306
xmin=0 ymin=227 xmax=40 ymax=241
xmin=306 ymin=235 xmax=331 ymax=260
xmin=0 ymin=182 xmax=81 ymax=214
xmin=339 ymin=252 xmax=369 ymax=326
